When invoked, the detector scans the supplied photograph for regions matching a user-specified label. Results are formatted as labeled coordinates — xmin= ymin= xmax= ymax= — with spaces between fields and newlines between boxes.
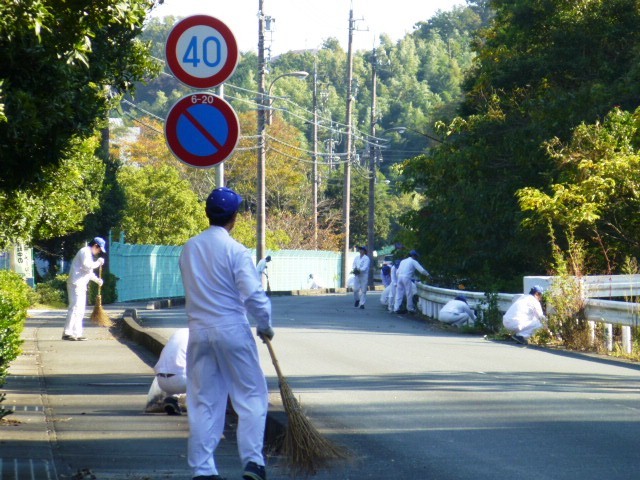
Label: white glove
xmin=97 ymin=257 xmax=105 ymax=266
xmin=97 ymin=278 xmax=104 ymax=287
xmin=257 ymin=326 xmax=274 ymax=342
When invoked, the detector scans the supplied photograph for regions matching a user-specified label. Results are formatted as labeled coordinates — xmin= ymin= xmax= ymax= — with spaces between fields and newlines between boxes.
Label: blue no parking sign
xmin=165 ymin=93 xmax=240 ymax=168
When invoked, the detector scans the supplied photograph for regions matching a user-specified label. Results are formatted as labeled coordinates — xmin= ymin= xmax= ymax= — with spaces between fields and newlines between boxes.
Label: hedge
xmin=0 ymin=270 xmax=31 ymax=385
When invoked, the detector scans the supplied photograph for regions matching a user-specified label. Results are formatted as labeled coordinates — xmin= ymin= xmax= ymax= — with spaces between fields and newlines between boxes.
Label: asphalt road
xmin=138 ymin=293 xmax=640 ymax=480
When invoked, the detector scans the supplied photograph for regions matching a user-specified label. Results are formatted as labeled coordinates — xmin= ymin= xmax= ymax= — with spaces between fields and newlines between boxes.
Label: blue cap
xmin=206 ymin=187 xmax=243 ymax=218
xmin=530 ymin=285 xmax=544 ymax=295
xmin=93 ymin=237 xmax=106 ymax=253
xmin=409 ymin=250 xmax=419 ymax=258
xmin=454 ymin=295 xmax=467 ymax=303
xmin=358 ymin=245 xmax=368 ymax=253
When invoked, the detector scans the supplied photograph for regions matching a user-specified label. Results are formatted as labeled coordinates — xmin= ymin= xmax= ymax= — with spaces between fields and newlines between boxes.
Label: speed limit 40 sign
xmin=165 ymin=15 xmax=239 ymax=89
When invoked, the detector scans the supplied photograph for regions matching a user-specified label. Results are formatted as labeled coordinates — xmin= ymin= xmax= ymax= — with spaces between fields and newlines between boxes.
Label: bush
xmin=0 ymin=270 xmax=31 ymax=385
xmin=35 ymin=274 xmax=68 ymax=307
xmin=475 ymin=291 xmax=503 ymax=334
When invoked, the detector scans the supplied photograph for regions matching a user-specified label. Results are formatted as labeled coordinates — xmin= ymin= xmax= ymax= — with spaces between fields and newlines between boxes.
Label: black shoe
xmin=164 ymin=396 xmax=181 ymax=415
xmin=511 ymin=334 xmax=528 ymax=345
xmin=359 ymin=304 xmax=365 ymax=309
xmin=62 ymin=334 xmax=77 ymax=341
xmin=193 ymin=476 xmax=226 ymax=480
xmin=243 ymin=461 xmax=266 ymax=480
xmin=394 ymin=309 xmax=408 ymax=314
xmin=354 ymin=300 xmax=360 ymax=307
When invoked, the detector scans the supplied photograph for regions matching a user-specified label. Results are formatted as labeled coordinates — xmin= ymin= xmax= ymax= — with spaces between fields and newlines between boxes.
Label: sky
xmin=150 ymin=0 xmax=466 ymax=55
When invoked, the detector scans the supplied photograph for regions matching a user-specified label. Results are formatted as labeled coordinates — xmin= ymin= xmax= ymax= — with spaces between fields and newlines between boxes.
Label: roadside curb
xmin=119 ymin=307 xmax=288 ymax=449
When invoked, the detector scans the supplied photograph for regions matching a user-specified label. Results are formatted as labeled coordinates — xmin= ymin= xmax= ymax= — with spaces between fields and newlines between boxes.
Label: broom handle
xmin=262 ymin=337 xmax=285 ymax=380
xmin=97 ymin=265 xmax=102 ymax=295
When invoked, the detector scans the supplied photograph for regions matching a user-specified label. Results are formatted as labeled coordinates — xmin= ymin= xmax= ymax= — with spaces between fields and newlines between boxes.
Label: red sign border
xmin=165 ymin=15 xmax=239 ymax=89
xmin=165 ymin=93 xmax=240 ymax=168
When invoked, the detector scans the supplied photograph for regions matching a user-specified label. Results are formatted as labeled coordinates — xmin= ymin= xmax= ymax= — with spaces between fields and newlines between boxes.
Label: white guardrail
xmin=415 ymin=275 xmax=640 ymax=354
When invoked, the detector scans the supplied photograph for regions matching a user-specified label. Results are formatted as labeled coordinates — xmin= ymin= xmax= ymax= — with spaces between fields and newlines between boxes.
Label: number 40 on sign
xmin=165 ymin=15 xmax=239 ymax=89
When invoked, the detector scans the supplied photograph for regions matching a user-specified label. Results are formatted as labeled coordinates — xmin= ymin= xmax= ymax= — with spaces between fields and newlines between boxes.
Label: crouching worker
xmin=502 ymin=285 xmax=546 ymax=345
xmin=439 ymin=295 xmax=477 ymax=327
xmin=145 ymin=328 xmax=188 ymax=415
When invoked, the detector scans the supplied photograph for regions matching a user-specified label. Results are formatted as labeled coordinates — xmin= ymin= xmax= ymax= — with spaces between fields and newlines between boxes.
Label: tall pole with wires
xmin=257 ymin=0 xmax=267 ymax=264
xmin=367 ymin=46 xmax=378 ymax=288
xmin=342 ymin=7 xmax=355 ymax=288
xmin=312 ymin=58 xmax=319 ymax=250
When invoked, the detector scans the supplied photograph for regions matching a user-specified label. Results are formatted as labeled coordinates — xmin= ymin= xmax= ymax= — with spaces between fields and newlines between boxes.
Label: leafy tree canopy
xmin=0 ymin=0 xmax=159 ymax=191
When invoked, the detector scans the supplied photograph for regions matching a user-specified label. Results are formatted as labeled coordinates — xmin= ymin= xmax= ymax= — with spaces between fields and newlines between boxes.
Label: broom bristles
xmin=90 ymin=294 xmax=113 ymax=327
xmin=264 ymin=338 xmax=350 ymax=476
xmin=277 ymin=377 xmax=349 ymax=476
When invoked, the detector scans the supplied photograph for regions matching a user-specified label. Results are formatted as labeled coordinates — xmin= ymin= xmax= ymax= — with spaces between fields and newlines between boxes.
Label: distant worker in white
xmin=180 ymin=187 xmax=274 ymax=480
xmin=352 ymin=245 xmax=371 ymax=309
xmin=154 ymin=328 xmax=189 ymax=415
xmin=256 ymin=255 xmax=271 ymax=278
xmin=62 ymin=237 xmax=106 ymax=341
xmin=503 ymin=285 xmax=546 ymax=345
xmin=394 ymin=250 xmax=429 ymax=314
xmin=439 ymin=295 xmax=477 ymax=327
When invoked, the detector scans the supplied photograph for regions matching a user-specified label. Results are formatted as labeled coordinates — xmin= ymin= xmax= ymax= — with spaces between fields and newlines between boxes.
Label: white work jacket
xmin=396 ymin=257 xmax=429 ymax=279
xmin=67 ymin=245 xmax=102 ymax=288
xmin=179 ymin=226 xmax=271 ymax=331
xmin=352 ymin=254 xmax=370 ymax=274
xmin=154 ymin=328 xmax=188 ymax=375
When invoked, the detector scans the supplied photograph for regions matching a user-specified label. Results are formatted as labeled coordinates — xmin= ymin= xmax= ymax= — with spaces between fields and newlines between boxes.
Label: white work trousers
xmin=64 ymin=283 xmax=87 ymax=337
xmin=186 ymin=323 xmax=268 ymax=477
xmin=157 ymin=373 xmax=187 ymax=395
xmin=504 ymin=317 xmax=543 ymax=339
xmin=393 ymin=276 xmax=415 ymax=312
xmin=353 ymin=272 xmax=368 ymax=305
xmin=388 ymin=282 xmax=397 ymax=311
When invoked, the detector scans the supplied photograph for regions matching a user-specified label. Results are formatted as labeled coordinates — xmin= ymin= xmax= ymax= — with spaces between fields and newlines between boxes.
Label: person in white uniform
xmin=62 ymin=237 xmax=106 ymax=341
xmin=256 ymin=255 xmax=271 ymax=278
xmin=351 ymin=245 xmax=371 ymax=309
xmin=503 ymin=285 xmax=546 ymax=345
xmin=180 ymin=187 xmax=273 ymax=480
xmin=439 ymin=295 xmax=477 ymax=327
xmin=154 ymin=328 xmax=189 ymax=415
xmin=393 ymin=250 xmax=429 ymax=314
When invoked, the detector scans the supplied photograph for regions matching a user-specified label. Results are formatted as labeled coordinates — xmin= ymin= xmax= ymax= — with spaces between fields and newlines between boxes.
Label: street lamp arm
xmin=384 ymin=126 xmax=445 ymax=144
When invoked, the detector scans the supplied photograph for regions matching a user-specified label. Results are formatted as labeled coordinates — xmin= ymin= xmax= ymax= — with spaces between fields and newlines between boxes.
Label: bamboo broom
xmin=262 ymin=337 xmax=349 ymax=476
xmin=90 ymin=266 xmax=112 ymax=327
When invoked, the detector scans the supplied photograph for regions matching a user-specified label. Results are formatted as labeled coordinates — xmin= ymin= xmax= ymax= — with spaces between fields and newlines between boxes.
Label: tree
xmin=0 ymin=0 xmax=159 ymax=191
xmin=401 ymin=0 xmax=640 ymax=290
xmin=518 ymin=107 xmax=640 ymax=273
xmin=0 ymin=0 xmax=160 ymax=255
xmin=0 ymin=136 xmax=105 ymax=251
xmin=117 ymin=164 xmax=208 ymax=245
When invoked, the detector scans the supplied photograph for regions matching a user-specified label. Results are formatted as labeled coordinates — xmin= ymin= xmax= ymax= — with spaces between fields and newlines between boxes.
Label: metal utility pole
xmin=341 ymin=7 xmax=355 ymax=288
xmin=257 ymin=0 xmax=267 ymax=263
xmin=216 ymin=83 xmax=225 ymax=188
xmin=312 ymin=58 xmax=319 ymax=250
xmin=367 ymin=47 xmax=378 ymax=288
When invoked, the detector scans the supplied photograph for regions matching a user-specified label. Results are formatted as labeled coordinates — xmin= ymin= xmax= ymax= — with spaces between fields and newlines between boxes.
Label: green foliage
xmin=518 ymin=107 xmax=640 ymax=272
xmin=0 ymin=136 xmax=105 ymax=251
xmin=545 ymin=239 xmax=592 ymax=350
xmin=0 ymin=271 xmax=31 ymax=385
xmin=402 ymin=0 xmax=640 ymax=290
xmin=88 ymin=271 xmax=118 ymax=305
xmin=117 ymin=163 xmax=209 ymax=245
xmin=475 ymin=291 xmax=503 ymax=333
xmin=0 ymin=0 xmax=158 ymax=191
xmin=35 ymin=274 xmax=68 ymax=307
